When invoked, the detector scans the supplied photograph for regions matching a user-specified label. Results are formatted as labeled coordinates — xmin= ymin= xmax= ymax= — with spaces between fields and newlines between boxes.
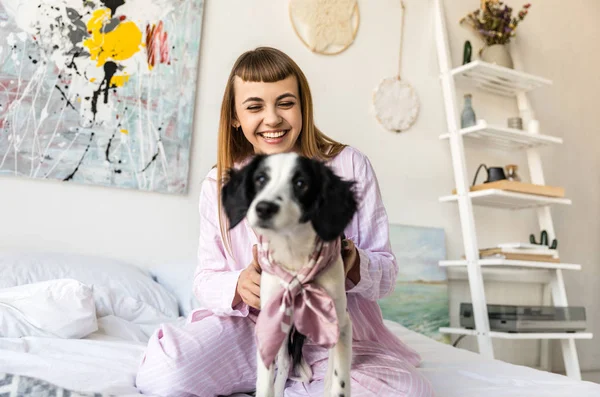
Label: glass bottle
xmin=461 ymin=94 xmax=476 ymax=128
xmin=505 ymin=164 xmax=521 ymax=182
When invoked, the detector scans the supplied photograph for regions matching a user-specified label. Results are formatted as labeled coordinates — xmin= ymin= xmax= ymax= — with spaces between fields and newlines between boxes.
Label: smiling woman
xmin=233 ymin=75 xmax=303 ymax=155
xmin=135 ymin=46 xmax=435 ymax=397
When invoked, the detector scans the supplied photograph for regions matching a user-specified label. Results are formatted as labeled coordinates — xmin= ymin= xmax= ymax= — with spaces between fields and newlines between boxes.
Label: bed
xmin=1 ymin=251 xmax=599 ymax=397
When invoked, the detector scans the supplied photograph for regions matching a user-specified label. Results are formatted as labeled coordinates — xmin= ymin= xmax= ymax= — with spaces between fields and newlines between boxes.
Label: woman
xmin=136 ymin=46 xmax=433 ymax=397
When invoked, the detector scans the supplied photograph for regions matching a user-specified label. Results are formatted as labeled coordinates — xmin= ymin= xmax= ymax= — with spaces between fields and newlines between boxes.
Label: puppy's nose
xmin=255 ymin=201 xmax=279 ymax=220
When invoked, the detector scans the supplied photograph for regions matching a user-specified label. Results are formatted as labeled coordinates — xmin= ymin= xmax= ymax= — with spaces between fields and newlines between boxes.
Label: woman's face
xmin=233 ymin=75 xmax=303 ymax=155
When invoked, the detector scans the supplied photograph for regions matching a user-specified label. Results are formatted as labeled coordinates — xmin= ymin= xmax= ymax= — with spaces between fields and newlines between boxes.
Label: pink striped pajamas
xmin=135 ymin=146 xmax=434 ymax=397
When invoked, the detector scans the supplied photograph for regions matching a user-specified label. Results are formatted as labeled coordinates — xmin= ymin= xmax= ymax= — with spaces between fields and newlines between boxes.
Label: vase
xmin=480 ymin=44 xmax=513 ymax=69
xmin=461 ymin=94 xmax=476 ymax=128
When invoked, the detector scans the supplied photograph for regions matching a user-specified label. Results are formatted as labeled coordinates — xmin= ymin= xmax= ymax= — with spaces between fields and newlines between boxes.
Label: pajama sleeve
xmin=344 ymin=151 xmax=399 ymax=301
xmin=192 ymin=173 xmax=249 ymax=318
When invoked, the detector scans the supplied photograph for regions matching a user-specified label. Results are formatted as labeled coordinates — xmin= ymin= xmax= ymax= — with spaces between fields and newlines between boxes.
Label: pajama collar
xmin=254 ymin=235 xmax=341 ymax=367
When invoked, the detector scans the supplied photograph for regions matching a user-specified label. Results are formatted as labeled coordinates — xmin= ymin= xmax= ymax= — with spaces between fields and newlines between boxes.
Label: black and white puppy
xmin=221 ymin=152 xmax=358 ymax=397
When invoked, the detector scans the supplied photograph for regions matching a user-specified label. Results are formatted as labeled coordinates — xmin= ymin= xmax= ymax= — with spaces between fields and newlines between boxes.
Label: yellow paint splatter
xmin=83 ymin=8 xmax=142 ymax=88
xmin=120 ymin=129 xmax=129 ymax=134
xmin=110 ymin=75 xmax=130 ymax=87
xmin=90 ymin=78 xmax=96 ymax=82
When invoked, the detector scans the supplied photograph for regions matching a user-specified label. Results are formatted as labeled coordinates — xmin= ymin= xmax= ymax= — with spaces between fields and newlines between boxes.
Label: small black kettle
xmin=472 ymin=163 xmax=507 ymax=186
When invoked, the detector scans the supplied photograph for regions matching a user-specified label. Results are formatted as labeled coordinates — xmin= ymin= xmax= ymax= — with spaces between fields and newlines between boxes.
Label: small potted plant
xmin=460 ymin=1 xmax=531 ymax=68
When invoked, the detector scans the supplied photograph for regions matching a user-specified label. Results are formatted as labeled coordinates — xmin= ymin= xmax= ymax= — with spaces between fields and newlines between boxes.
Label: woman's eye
xmin=247 ymin=105 xmax=261 ymax=111
xmin=279 ymin=102 xmax=294 ymax=108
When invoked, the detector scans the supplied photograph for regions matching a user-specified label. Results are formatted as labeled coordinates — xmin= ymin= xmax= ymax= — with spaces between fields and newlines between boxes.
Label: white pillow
xmin=0 ymin=251 xmax=179 ymax=319
xmin=0 ymin=279 xmax=98 ymax=339
xmin=150 ymin=261 xmax=200 ymax=316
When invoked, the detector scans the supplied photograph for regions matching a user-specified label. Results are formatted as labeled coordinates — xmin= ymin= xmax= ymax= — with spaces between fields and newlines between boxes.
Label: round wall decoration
xmin=289 ymin=0 xmax=360 ymax=55
xmin=372 ymin=1 xmax=419 ymax=132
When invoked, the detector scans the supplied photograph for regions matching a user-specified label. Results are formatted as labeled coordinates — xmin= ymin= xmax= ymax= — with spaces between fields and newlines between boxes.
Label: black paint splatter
xmin=91 ymin=61 xmax=118 ymax=122
xmin=64 ymin=132 xmax=95 ymax=181
xmin=54 ymin=85 xmax=77 ymax=111
xmin=101 ymin=0 xmax=125 ymax=16
xmin=140 ymin=145 xmax=160 ymax=173
xmin=105 ymin=131 xmax=116 ymax=162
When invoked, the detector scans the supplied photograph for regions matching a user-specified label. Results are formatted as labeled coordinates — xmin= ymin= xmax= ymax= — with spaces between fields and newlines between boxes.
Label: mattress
xmin=1 ymin=318 xmax=599 ymax=397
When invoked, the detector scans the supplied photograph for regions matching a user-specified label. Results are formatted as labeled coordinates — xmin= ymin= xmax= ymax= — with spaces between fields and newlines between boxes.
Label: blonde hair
xmin=216 ymin=47 xmax=346 ymax=255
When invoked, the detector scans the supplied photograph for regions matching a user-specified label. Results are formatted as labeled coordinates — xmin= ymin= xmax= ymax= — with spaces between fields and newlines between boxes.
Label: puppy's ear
xmin=221 ymin=156 xmax=264 ymax=229
xmin=309 ymin=162 xmax=358 ymax=241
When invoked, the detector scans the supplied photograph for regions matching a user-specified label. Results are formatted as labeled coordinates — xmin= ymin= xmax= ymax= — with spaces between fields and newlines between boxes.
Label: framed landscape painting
xmin=379 ymin=224 xmax=451 ymax=344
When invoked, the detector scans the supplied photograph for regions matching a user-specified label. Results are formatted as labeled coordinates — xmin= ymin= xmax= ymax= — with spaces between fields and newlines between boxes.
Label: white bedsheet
xmin=0 ymin=318 xmax=599 ymax=397
xmin=384 ymin=320 xmax=600 ymax=397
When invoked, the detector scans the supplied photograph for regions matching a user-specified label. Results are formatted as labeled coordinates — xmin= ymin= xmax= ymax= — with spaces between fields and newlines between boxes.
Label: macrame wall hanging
xmin=372 ymin=1 xmax=420 ymax=133
xmin=289 ymin=0 xmax=360 ymax=55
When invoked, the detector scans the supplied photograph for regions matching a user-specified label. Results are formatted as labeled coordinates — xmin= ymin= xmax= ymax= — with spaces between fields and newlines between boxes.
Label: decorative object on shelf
xmin=378 ymin=224 xmax=450 ymax=344
xmin=478 ymin=246 xmax=559 ymax=262
xmin=472 ymin=163 xmax=506 ymax=186
xmin=530 ymin=230 xmax=558 ymax=250
xmin=461 ymin=94 xmax=477 ymax=128
xmin=480 ymin=44 xmax=514 ymax=68
xmin=289 ymin=0 xmax=360 ymax=55
xmin=478 ymin=241 xmax=560 ymax=262
xmin=505 ymin=164 xmax=521 ymax=181
xmin=507 ymin=116 xmax=523 ymax=130
xmin=463 ymin=40 xmax=472 ymax=64
xmin=0 ymin=0 xmax=205 ymax=194
xmin=460 ymin=1 xmax=532 ymax=69
xmin=373 ymin=1 xmax=419 ymax=133
xmin=452 ymin=180 xmax=566 ymax=198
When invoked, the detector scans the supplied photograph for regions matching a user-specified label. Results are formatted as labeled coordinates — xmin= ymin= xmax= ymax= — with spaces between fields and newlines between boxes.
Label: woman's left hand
xmin=342 ymin=239 xmax=361 ymax=284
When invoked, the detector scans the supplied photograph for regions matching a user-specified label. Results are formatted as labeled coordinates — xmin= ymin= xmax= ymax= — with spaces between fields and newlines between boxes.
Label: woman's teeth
xmin=261 ymin=131 xmax=287 ymax=139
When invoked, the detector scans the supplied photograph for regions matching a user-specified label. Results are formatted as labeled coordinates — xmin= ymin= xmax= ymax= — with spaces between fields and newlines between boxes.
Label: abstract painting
xmin=0 ymin=0 xmax=204 ymax=193
xmin=379 ymin=224 xmax=451 ymax=344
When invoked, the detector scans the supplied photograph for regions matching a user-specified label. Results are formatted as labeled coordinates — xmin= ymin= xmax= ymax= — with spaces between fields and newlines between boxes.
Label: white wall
xmin=1 ymin=0 xmax=598 ymax=381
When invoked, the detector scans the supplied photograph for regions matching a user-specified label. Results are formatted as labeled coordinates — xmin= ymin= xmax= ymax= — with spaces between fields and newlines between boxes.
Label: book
xmin=497 ymin=242 xmax=550 ymax=250
xmin=480 ymin=253 xmax=560 ymax=263
xmin=478 ymin=247 xmax=559 ymax=263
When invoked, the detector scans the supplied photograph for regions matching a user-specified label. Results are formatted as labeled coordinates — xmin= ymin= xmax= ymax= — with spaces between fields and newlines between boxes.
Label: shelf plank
xmin=440 ymin=327 xmax=593 ymax=340
xmin=439 ymin=121 xmax=562 ymax=150
xmin=439 ymin=259 xmax=581 ymax=271
xmin=439 ymin=189 xmax=572 ymax=210
xmin=447 ymin=267 xmax=553 ymax=284
xmin=449 ymin=61 xmax=552 ymax=96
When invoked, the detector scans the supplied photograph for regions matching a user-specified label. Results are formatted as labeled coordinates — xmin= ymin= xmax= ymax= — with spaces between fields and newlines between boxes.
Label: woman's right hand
xmin=233 ymin=245 xmax=262 ymax=310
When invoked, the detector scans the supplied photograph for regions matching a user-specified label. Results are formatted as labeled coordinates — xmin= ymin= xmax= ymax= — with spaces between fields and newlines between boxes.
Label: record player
xmin=460 ymin=303 xmax=587 ymax=333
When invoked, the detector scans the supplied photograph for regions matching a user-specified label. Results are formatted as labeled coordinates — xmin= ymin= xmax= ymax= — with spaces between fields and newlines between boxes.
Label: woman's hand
xmin=342 ymin=239 xmax=361 ymax=285
xmin=232 ymin=245 xmax=262 ymax=310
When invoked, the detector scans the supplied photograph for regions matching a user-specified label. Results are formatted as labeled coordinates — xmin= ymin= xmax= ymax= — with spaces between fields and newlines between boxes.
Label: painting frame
xmin=0 ymin=0 xmax=205 ymax=194
xmin=379 ymin=223 xmax=451 ymax=344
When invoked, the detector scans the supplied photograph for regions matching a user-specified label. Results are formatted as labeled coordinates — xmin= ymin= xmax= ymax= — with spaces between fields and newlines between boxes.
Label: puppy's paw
xmin=255 ymin=387 xmax=275 ymax=397
xmin=328 ymin=368 xmax=350 ymax=397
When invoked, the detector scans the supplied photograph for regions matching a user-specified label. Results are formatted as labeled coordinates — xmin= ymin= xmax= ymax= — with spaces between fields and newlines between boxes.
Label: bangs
xmin=234 ymin=49 xmax=295 ymax=83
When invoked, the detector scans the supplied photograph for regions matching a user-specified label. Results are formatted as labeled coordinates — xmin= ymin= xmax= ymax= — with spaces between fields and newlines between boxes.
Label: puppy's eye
xmin=294 ymin=178 xmax=307 ymax=191
xmin=255 ymin=173 xmax=267 ymax=188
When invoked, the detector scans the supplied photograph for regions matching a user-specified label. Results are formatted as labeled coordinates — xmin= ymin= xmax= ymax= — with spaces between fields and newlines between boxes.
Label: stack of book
xmin=478 ymin=242 xmax=559 ymax=263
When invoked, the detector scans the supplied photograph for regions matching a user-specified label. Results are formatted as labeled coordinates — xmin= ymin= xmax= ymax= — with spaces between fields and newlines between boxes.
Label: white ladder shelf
xmin=433 ymin=0 xmax=591 ymax=380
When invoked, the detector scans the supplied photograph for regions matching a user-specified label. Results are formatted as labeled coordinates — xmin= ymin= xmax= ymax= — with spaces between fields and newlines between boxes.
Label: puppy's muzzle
xmin=255 ymin=200 xmax=280 ymax=221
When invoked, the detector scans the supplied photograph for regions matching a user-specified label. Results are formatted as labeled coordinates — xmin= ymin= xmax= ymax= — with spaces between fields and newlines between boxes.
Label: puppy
xmin=221 ymin=152 xmax=358 ymax=397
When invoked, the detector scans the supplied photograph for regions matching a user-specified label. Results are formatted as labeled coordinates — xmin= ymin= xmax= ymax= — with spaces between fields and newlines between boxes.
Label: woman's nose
xmin=264 ymin=106 xmax=282 ymax=126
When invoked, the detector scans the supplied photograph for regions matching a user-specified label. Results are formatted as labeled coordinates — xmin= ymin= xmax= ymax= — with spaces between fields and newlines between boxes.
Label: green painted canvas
xmin=379 ymin=224 xmax=451 ymax=344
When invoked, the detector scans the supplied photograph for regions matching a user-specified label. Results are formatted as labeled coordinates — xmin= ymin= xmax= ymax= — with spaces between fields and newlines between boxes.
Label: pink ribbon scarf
xmin=254 ymin=235 xmax=341 ymax=367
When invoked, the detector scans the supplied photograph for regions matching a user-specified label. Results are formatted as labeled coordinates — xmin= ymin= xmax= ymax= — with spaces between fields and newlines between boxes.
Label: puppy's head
xmin=221 ymin=153 xmax=357 ymax=241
